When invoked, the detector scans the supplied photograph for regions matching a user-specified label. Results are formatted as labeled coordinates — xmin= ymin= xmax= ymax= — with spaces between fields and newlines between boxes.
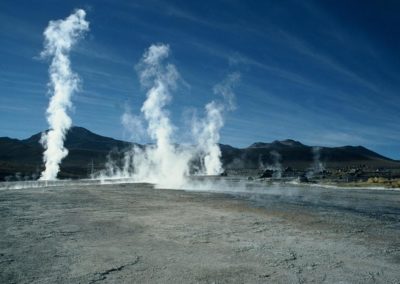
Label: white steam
xmin=270 ymin=150 xmax=283 ymax=178
xmin=193 ymin=73 xmax=240 ymax=175
xmin=121 ymin=105 xmax=145 ymax=142
xmin=131 ymin=44 xmax=193 ymax=187
xmin=99 ymin=44 xmax=240 ymax=188
xmin=307 ymin=146 xmax=325 ymax=178
xmin=100 ymin=44 xmax=192 ymax=188
xmin=39 ymin=9 xmax=89 ymax=180
xmin=259 ymin=150 xmax=283 ymax=178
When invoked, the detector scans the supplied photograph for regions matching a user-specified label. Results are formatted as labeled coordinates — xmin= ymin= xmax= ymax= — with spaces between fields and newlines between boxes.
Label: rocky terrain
xmin=1 ymin=180 xmax=399 ymax=283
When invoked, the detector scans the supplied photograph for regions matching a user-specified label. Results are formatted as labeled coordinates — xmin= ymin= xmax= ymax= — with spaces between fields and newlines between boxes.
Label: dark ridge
xmin=0 ymin=126 xmax=133 ymax=180
xmin=249 ymin=139 xmax=304 ymax=149
xmin=1 ymin=126 xmax=399 ymax=180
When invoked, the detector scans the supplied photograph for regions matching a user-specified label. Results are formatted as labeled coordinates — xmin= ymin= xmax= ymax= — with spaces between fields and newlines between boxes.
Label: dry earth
xmin=0 ymin=181 xmax=400 ymax=283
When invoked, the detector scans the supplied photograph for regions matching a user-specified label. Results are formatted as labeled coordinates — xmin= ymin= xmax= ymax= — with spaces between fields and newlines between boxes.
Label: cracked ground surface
xmin=0 ymin=182 xmax=399 ymax=283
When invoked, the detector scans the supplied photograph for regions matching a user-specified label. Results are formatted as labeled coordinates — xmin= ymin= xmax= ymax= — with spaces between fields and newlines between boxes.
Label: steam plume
xmin=121 ymin=105 xmax=144 ymax=142
xmin=114 ymin=44 xmax=192 ymax=188
xmin=270 ymin=150 xmax=283 ymax=178
xmin=193 ymin=73 xmax=240 ymax=175
xmin=99 ymin=45 xmax=239 ymax=188
xmin=307 ymin=146 xmax=325 ymax=178
xmin=39 ymin=9 xmax=89 ymax=180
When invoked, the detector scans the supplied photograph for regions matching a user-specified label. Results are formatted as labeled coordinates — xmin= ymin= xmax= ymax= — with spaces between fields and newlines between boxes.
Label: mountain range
xmin=0 ymin=126 xmax=399 ymax=181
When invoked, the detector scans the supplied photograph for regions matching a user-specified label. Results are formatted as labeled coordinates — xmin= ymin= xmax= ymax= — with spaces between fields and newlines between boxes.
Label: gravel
xmin=0 ymin=181 xmax=399 ymax=283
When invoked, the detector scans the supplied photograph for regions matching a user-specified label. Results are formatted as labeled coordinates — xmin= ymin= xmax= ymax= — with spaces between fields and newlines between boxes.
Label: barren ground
xmin=0 ymin=182 xmax=399 ymax=283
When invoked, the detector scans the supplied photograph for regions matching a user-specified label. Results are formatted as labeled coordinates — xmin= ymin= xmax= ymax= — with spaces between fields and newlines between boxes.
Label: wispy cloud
xmin=276 ymin=29 xmax=380 ymax=93
xmin=75 ymin=41 xmax=132 ymax=67
xmin=0 ymin=105 xmax=30 ymax=112
xmin=0 ymin=11 xmax=42 ymax=43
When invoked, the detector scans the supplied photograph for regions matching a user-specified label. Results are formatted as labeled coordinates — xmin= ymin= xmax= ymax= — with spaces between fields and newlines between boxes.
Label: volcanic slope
xmin=0 ymin=127 xmax=399 ymax=180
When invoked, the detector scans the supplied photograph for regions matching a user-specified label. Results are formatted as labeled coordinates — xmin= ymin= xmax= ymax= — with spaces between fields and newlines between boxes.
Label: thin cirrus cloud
xmin=0 ymin=0 xmax=399 ymax=158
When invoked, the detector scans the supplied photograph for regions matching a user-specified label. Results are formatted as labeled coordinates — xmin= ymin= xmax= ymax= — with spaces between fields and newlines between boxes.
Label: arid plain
xmin=1 ymin=180 xmax=399 ymax=283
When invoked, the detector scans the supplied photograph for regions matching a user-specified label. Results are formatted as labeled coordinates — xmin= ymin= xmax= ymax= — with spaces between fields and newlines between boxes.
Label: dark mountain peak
xmin=219 ymin=143 xmax=238 ymax=151
xmin=22 ymin=126 xmax=131 ymax=151
xmin=65 ymin=126 xmax=132 ymax=151
xmin=23 ymin=126 xmax=98 ymax=143
xmin=249 ymin=139 xmax=304 ymax=149
xmin=248 ymin=142 xmax=271 ymax=148
xmin=334 ymin=145 xmax=392 ymax=161
xmin=273 ymin=139 xmax=304 ymax=147
xmin=68 ymin=126 xmax=96 ymax=136
xmin=22 ymin=132 xmax=42 ymax=145
xmin=0 ymin=137 xmax=21 ymax=143
xmin=65 ymin=126 xmax=123 ymax=144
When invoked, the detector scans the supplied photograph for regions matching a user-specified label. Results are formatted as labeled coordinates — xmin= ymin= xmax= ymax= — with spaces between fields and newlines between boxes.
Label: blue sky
xmin=1 ymin=0 xmax=400 ymax=158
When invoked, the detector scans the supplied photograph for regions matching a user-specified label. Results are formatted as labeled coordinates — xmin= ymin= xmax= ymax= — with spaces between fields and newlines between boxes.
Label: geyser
xmin=100 ymin=44 xmax=240 ymax=188
xmin=307 ymin=146 xmax=325 ymax=178
xmin=39 ymin=9 xmax=89 ymax=180
xmin=100 ymin=44 xmax=193 ymax=188
xmin=193 ymin=72 xmax=240 ymax=175
xmin=130 ymin=44 xmax=193 ymax=187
